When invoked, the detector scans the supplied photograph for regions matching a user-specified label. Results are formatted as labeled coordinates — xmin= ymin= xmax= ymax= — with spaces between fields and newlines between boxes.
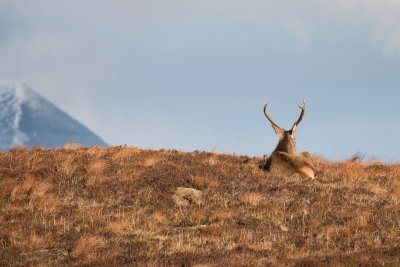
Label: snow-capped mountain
xmin=0 ymin=81 xmax=107 ymax=149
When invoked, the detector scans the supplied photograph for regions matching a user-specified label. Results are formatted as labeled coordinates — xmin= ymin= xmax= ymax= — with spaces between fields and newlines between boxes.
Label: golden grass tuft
xmin=10 ymin=175 xmax=36 ymax=201
xmin=207 ymin=154 xmax=220 ymax=165
xmin=86 ymin=159 xmax=111 ymax=186
xmin=9 ymin=230 xmax=48 ymax=251
xmin=238 ymin=192 xmax=265 ymax=206
xmin=151 ymin=211 xmax=168 ymax=224
xmin=63 ymin=142 xmax=84 ymax=150
xmin=111 ymin=146 xmax=140 ymax=162
xmin=86 ymin=146 xmax=108 ymax=157
xmin=36 ymin=194 xmax=60 ymax=214
xmin=60 ymin=153 xmax=79 ymax=177
xmin=106 ymin=219 xmax=131 ymax=234
xmin=142 ymin=156 xmax=159 ymax=167
xmin=31 ymin=181 xmax=52 ymax=199
xmin=390 ymin=179 xmax=400 ymax=201
xmin=72 ymin=235 xmax=105 ymax=261
xmin=192 ymin=175 xmax=220 ymax=189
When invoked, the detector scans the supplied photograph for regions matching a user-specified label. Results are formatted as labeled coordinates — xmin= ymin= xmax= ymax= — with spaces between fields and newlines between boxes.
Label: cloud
xmin=310 ymin=0 xmax=400 ymax=54
xmin=3 ymin=1 xmax=400 ymax=56
xmin=283 ymin=19 xmax=311 ymax=48
xmin=193 ymin=0 xmax=400 ymax=54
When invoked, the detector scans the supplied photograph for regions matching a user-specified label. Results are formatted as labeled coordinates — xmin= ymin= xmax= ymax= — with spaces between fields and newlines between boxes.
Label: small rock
xmin=173 ymin=187 xmax=202 ymax=207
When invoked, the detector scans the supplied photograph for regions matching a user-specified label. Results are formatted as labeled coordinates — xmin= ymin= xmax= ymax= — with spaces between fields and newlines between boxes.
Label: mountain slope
xmin=0 ymin=81 xmax=107 ymax=149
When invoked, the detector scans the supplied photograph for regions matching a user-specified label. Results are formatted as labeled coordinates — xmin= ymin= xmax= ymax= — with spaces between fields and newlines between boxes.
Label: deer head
xmin=263 ymin=101 xmax=306 ymax=154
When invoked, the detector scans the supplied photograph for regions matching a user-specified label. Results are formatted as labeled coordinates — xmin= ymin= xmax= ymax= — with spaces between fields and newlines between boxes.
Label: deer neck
xmin=274 ymin=135 xmax=296 ymax=154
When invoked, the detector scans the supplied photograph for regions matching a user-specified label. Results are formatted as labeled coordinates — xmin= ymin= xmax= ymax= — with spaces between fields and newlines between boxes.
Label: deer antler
xmin=263 ymin=102 xmax=283 ymax=132
xmin=292 ymin=100 xmax=306 ymax=131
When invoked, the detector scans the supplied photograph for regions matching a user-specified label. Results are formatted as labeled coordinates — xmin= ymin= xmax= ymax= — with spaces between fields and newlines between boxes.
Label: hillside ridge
xmin=1 ymin=146 xmax=400 ymax=266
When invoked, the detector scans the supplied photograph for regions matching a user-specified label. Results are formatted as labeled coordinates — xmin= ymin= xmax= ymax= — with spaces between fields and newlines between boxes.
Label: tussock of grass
xmin=1 ymin=146 xmax=400 ymax=266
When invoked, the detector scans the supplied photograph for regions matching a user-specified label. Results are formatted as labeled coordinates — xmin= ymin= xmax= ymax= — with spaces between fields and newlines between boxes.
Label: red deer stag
xmin=262 ymin=101 xmax=315 ymax=179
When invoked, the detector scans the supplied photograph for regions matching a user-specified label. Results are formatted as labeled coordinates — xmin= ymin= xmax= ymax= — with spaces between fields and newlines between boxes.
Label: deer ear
xmin=272 ymin=125 xmax=285 ymax=138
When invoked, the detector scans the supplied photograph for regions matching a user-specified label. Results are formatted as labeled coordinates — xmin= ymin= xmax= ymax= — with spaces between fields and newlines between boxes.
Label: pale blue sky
xmin=1 ymin=1 xmax=400 ymax=161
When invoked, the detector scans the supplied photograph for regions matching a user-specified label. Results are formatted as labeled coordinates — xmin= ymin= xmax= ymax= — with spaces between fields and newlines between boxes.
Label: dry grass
xmin=1 ymin=146 xmax=400 ymax=266
xmin=238 ymin=192 xmax=264 ymax=206
xmin=72 ymin=235 xmax=105 ymax=262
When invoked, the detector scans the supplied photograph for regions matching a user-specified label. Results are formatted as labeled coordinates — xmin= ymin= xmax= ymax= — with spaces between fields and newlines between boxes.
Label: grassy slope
xmin=1 ymin=146 xmax=400 ymax=266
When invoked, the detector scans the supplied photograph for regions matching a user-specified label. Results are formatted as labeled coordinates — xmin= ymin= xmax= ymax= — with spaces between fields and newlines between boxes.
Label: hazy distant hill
xmin=0 ymin=81 xmax=107 ymax=149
